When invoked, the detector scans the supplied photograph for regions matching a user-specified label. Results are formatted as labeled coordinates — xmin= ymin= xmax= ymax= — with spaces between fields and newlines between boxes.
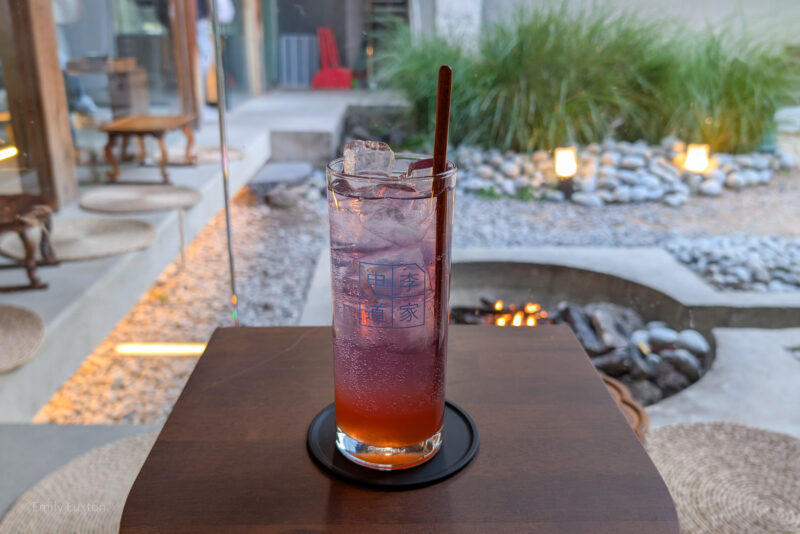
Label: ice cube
xmin=343 ymin=140 xmax=395 ymax=178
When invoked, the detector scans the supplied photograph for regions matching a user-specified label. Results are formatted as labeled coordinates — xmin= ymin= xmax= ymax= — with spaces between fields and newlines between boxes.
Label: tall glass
xmin=326 ymin=154 xmax=457 ymax=470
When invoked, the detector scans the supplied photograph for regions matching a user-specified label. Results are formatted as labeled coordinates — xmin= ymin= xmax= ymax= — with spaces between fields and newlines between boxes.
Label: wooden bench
xmin=0 ymin=194 xmax=58 ymax=291
xmin=100 ymin=115 xmax=196 ymax=183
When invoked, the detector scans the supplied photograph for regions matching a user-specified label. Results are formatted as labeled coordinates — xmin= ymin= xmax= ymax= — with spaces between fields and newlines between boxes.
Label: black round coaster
xmin=307 ymin=401 xmax=479 ymax=489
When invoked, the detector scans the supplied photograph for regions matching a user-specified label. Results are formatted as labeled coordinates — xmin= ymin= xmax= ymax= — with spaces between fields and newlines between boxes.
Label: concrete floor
xmin=648 ymin=328 xmax=800 ymax=438
xmin=0 ymin=423 xmax=160 ymax=518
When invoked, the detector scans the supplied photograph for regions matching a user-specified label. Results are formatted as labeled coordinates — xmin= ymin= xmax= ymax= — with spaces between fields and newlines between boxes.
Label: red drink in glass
xmin=327 ymin=155 xmax=456 ymax=470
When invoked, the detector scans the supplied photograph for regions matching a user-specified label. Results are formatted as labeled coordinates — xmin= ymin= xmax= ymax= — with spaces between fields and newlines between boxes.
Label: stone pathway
xmin=647 ymin=328 xmax=800 ymax=439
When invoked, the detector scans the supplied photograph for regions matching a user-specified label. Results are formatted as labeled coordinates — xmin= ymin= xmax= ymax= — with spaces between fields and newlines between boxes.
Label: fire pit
xmin=451 ymin=296 xmax=709 ymax=406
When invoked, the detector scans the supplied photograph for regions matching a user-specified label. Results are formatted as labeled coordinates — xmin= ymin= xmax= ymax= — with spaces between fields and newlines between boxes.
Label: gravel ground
xmin=453 ymin=169 xmax=800 ymax=247
xmin=34 ymin=190 xmax=326 ymax=424
xmin=34 ymin=163 xmax=799 ymax=425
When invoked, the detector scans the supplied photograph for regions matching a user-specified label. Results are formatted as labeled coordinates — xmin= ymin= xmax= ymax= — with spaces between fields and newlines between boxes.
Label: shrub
xmin=376 ymin=7 xmax=800 ymax=153
xmin=654 ymin=35 xmax=800 ymax=153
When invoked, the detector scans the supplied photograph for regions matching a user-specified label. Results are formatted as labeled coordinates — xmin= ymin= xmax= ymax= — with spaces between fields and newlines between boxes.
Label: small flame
xmin=494 ymin=300 xmax=504 ymax=311
xmin=496 ymin=316 xmax=507 ymax=327
xmin=526 ymin=316 xmax=537 ymax=326
xmin=524 ymin=302 xmax=541 ymax=314
xmin=539 ymin=310 xmax=548 ymax=318
xmin=512 ymin=312 xmax=523 ymax=327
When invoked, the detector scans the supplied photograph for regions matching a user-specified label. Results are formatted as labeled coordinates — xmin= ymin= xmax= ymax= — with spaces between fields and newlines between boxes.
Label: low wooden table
xmin=122 ymin=326 xmax=678 ymax=533
xmin=100 ymin=115 xmax=196 ymax=183
xmin=0 ymin=194 xmax=58 ymax=291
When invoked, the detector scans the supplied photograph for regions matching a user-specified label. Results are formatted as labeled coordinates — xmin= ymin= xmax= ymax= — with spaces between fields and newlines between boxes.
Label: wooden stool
xmin=100 ymin=115 xmax=196 ymax=183
xmin=0 ymin=194 xmax=59 ymax=291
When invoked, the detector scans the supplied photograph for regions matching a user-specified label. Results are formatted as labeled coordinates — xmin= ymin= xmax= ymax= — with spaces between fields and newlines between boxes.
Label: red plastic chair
xmin=311 ymin=27 xmax=353 ymax=89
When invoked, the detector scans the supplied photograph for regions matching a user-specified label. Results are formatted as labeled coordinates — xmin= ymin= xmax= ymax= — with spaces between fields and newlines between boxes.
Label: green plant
xmin=653 ymin=34 xmax=800 ymax=153
xmin=376 ymin=21 xmax=485 ymax=151
xmin=376 ymin=7 xmax=800 ymax=153
xmin=474 ymin=186 xmax=502 ymax=199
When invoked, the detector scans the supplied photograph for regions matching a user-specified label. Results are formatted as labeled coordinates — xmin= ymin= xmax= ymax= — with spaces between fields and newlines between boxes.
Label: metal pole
xmin=178 ymin=208 xmax=186 ymax=268
xmin=210 ymin=1 xmax=239 ymax=326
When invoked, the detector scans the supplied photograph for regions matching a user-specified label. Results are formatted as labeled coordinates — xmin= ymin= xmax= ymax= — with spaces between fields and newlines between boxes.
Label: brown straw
xmin=432 ymin=65 xmax=452 ymax=343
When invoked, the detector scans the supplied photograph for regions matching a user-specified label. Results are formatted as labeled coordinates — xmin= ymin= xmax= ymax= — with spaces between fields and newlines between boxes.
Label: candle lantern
xmin=683 ymin=143 xmax=710 ymax=174
xmin=554 ymin=146 xmax=578 ymax=197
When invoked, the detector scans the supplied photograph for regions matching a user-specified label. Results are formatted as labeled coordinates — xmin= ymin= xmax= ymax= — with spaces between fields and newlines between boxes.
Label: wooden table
xmin=122 ymin=326 xmax=679 ymax=533
xmin=0 ymin=194 xmax=58 ymax=291
xmin=100 ymin=115 xmax=196 ymax=183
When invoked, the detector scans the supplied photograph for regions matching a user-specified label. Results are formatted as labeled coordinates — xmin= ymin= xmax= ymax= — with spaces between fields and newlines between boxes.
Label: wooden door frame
xmin=0 ymin=0 xmax=78 ymax=207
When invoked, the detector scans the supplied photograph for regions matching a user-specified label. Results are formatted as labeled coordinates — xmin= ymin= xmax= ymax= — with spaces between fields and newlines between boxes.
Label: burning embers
xmin=451 ymin=299 xmax=549 ymax=327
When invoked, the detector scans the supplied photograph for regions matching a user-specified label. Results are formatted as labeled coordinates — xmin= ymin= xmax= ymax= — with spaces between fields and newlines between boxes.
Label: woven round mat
xmin=80 ymin=184 xmax=201 ymax=214
xmin=0 ymin=218 xmax=155 ymax=262
xmin=0 ymin=432 xmax=157 ymax=534
xmin=0 ymin=305 xmax=45 ymax=374
xmin=168 ymin=145 xmax=244 ymax=164
xmin=647 ymin=422 xmax=800 ymax=534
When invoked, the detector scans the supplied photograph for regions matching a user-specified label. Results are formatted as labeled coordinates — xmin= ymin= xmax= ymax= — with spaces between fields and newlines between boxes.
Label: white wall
xmin=482 ymin=0 xmax=800 ymax=48
xmin=435 ymin=0 xmax=482 ymax=41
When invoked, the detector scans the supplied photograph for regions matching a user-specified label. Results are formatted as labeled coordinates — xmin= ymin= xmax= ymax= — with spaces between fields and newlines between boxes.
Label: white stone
xmin=543 ymin=189 xmax=565 ymax=202
xmin=580 ymin=176 xmax=598 ymax=193
xmin=596 ymin=189 xmax=615 ymax=203
xmin=708 ymin=169 xmax=726 ymax=184
xmin=500 ymin=179 xmax=517 ymax=196
xmin=522 ymin=161 xmax=536 ymax=176
xmin=571 ymin=191 xmax=604 ymax=207
xmin=620 ymin=155 xmax=647 ymax=170
xmin=599 ymin=165 xmax=617 ymax=178
xmin=663 ymin=193 xmax=688 ymax=207
xmin=462 ymin=177 xmax=488 ymax=192
xmin=586 ymin=143 xmax=601 ymax=154
xmin=488 ymin=153 xmax=504 ymax=168
xmin=751 ymin=154 xmax=769 ymax=170
xmin=777 ymin=149 xmax=796 ymax=170
xmin=532 ymin=150 xmax=549 ymax=163
xmin=617 ymin=169 xmax=637 ymax=185
xmin=699 ymin=180 xmax=722 ymax=196
xmin=474 ymin=164 xmax=493 ymax=179
xmin=501 ymin=161 xmax=521 ymax=178
xmin=726 ymin=172 xmax=746 ymax=190
xmin=598 ymin=177 xmax=620 ymax=190
xmin=640 ymin=173 xmax=660 ymax=189
xmin=613 ymin=185 xmax=631 ymax=203
xmin=630 ymin=186 xmax=648 ymax=203
xmin=601 ymin=152 xmax=621 ymax=167
xmin=649 ymin=327 xmax=679 ymax=347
